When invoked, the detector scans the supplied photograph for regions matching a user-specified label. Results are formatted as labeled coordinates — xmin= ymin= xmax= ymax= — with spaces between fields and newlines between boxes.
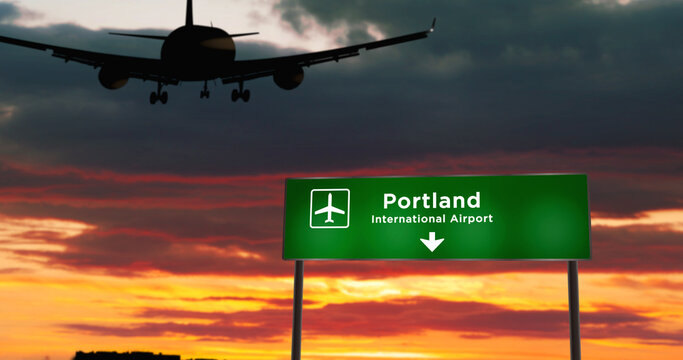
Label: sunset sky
xmin=0 ymin=1 xmax=681 ymax=360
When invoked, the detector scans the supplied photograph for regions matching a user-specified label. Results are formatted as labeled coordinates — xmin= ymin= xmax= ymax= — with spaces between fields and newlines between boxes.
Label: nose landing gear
xmin=150 ymin=82 xmax=168 ymax=105
xmin=200 ymin=80 xmax=210 ymax=99
xmin=231 ymin=81 xmax=250 ymax=102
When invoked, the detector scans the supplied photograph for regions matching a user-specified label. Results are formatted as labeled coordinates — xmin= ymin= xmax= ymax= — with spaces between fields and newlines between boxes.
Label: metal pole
xmin=568 ymin=261 xmax=581 ymax=360
xmin=291 ymin=260 xmax=304 ymax=360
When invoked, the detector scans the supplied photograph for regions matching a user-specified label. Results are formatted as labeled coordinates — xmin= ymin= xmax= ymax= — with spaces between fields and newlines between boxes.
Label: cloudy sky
xmin=0 ymin=1 xmax=681 ymax=359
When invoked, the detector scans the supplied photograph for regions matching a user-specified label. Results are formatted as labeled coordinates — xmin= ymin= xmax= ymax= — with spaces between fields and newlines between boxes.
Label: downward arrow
xmin=420 ymin=232 xmax=444 ymax=252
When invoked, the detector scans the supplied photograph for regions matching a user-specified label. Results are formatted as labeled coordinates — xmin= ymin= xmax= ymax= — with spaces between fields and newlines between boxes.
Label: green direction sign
xmin=283 ymin=174 xmax=590 ymax=260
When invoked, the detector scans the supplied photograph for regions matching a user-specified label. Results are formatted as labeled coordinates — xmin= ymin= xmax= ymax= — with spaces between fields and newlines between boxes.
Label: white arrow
xmin=420 ymin=232 xmax=444 ymax=252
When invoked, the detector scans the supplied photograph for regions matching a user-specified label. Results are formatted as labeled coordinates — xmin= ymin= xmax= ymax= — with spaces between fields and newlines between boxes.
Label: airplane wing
xmin=0 ymin=18 xmax=434 ymax=102
xmin=330 ymin=207 xmax=345 ymax=215
xmin=314 ymin=207 xmax=331 ymax=215
xmin=220 ymin=18 xmax=436 ymax=85
xmin=0 ymin=34 xmax=179 ymax=85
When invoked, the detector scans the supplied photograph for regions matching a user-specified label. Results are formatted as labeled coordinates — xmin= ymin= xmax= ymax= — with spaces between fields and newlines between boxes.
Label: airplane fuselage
xmin=161 ymin=25 xmax=236 ymax=81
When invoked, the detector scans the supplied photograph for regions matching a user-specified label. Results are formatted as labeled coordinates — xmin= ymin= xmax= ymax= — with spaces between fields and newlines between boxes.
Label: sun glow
xmin=592 ymin=209 xmax=683 ymax=232
xmin=0 ymin=152 xmax=681 ymax=360
xmin=0 ymin=214 xmax=95 ymax=254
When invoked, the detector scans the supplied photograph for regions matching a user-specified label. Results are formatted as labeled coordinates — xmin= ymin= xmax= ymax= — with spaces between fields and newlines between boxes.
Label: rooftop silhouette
xmin=73 ymin=351 xmax=217 ymax=360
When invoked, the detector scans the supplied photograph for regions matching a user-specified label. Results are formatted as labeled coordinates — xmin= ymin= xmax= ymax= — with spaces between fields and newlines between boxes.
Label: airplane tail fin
xmin=186 ymin=0 xmax=193 ymax=26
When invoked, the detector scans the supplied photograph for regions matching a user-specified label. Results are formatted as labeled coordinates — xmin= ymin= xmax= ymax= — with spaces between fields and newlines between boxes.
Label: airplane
xmin=0 ymin=0 xmax=435 ymax=105
xmin=314 ymin=193 xmax=345 ymax=223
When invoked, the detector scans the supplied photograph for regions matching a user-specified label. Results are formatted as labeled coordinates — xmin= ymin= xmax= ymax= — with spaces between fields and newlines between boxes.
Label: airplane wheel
xmin=231 ymin=89 xmax=239 ymax=102
xmin=160 ymin=91 xmax=168 ymax=104
xmin=149 ymin=92 xmax=158 ymax=105
xmin=205 ymin=90 xmax=210 ymax=99
xmin=242 ymin=89 xmax=250 ymax=102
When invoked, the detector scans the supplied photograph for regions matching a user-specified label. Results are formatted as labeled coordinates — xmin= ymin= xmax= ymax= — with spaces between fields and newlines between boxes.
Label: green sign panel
xmin=283 ymin=174 xmax=590 ymax=260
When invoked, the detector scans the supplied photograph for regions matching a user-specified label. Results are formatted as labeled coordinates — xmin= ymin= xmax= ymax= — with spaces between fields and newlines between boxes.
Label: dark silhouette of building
xmin=73 ymin=351 xmax=181 ymax=360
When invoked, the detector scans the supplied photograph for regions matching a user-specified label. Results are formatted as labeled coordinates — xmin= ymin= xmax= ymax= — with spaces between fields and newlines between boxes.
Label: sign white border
xmin=309 ymin=188 xmax=350 ymax=229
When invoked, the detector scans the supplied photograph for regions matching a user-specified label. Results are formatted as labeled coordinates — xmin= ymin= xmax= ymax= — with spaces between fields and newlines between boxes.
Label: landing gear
xmin=150 ymin=92 xmax=168 ymax=104
xmin=231 ymin=81 xmax=250 ymax=102
xmin=149 ymin=82 xmax=168 ymax=105
xmin=200 ymin=80 xmax=210 ymax=99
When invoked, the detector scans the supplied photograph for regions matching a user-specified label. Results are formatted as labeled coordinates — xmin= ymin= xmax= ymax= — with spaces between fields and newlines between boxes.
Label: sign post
xmin=284 ymin=174 xmax=590 ymax=360
xmin=568 ymin=261 xmax=581 ymax=360
xmin=290 ymin=260 xmax=304 ymax=360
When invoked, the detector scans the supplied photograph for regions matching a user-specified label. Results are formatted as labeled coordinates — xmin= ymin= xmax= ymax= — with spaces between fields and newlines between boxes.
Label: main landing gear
xmin=149 ymin=82 xmax=168 ymax=105
xmin=231 ymin=81 xmax=250 ymax=102
xmin=200 ymin=80 xmax=210 ymax=99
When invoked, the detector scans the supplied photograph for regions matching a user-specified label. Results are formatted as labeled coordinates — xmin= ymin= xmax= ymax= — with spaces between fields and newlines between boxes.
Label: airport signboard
xmin=283 ymin=174 xmax=590 ymax=260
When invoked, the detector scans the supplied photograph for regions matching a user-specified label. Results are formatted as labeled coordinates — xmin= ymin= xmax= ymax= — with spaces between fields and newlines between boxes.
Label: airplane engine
xmin=98 ymin=67 xmax=129 ymax=90
xmin=273 ymin=65 xmax=304 ymax=90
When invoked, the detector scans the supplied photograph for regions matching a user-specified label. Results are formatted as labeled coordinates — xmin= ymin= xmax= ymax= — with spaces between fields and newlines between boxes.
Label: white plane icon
xmin=314 ymin=193 xmax=346 ymax=223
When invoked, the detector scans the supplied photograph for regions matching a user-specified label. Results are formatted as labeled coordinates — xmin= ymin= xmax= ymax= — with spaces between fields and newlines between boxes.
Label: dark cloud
xmin=0 ymin=267 xmax=30 ymax=274
xmin=165 ymin=296 xmax=317 ymax=308
xmin=12 ymin=221 xmax=683 ymax=277
xmin=65 ymin=321 xmax=285 ymax=342
xmin=15 ymin=228 xmax=287 ymax=277
xmin=0 ymin=2 xmax=19 ymax=23
xmin=1 ymin=149 xmax=680 ymax=277
xmin=0 ymin=147 xmax=680 ymax=217
xmin=63 ymin=296 xmax=683 ymax=345
xmin=0 ymin=1 xmax=680 ymax=175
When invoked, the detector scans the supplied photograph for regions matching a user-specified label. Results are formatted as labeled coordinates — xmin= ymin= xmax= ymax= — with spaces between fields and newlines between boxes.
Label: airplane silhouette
xmin=314 ymin=193 xmax=346 ymax=223
xmin=0 ymin=0 xmax=435 ymax=104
